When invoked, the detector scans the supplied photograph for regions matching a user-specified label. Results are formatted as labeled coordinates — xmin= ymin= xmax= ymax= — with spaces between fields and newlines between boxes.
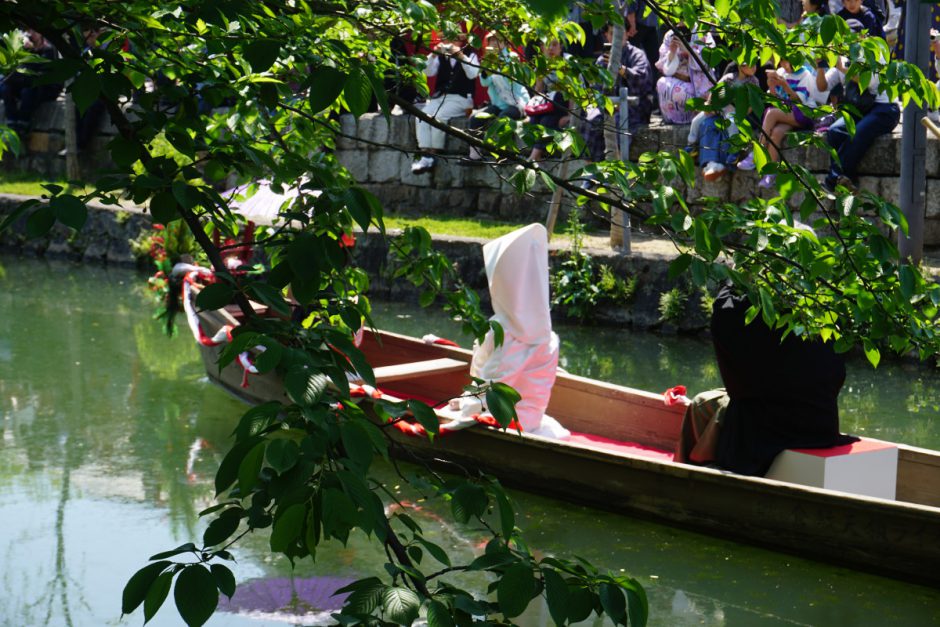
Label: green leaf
xmin=50 ymin=195 xmax=87 ymax=230
xmin=416 ymin=536 xmax=452 ymax=567
xmin=215 ymin=437 xmax=261 ymax=495
xmin=202 ymin=508 xmax=242 ymax=547
xmin=149 ymin=191 xmax=179 ymax=224
xmin=284 ymin=367 xmax=328 ymax=406
xmin=233 ymin=401 xmax=282 ymax=439
xmin=266 ymin=438 xmax=300 ymax=474
xmin=542 ymin=569 xmax=569 ymax=626
xmin=451 ymin=483 xmax=488 ymax=524
xmin=407 ymin=399 xmax=440 ymax=436
xmin=174 ymin=564 xmax=219 ymax=627
xmin=820 ymin=14 xmax=837 ymax=45
xmin=495 ymin=488 xmax=515 ymax=539
xmin=714 ymin=0 xmax=731 ymax=18
xmin=287 ymin=233 xmax=321 ymax=281
xmin=340 ymin=420 xmax=375 ymax=470
xmin=339 ymin=577 xmax=386 ymax=614
xmin=668 ymin=253 xmax=692 ymax=280
xmin=270 ymin=503 xmax=306 ymax=552
xmin=211 ymin=564 xmax=236 ymax=599
xmin=143 ymin=571 xmax=173 ymax=623
xmin=625 ymin=579 xmax=649 ymax=627
xmin=497 ymin=563 xmax=536 ymax=618
xmin=0 ymin=198 xmax=38 ymax=232
xmin=244 ymin=40 xmax=280 ymax=73
xmin=863 ymin=341 xmax=881 ymax=368
xmin=195 ymin=282 xmax=234 ymax=310
xmin=309 ymin=67 xmax=348 ymax=114
xmin=25 ymin=206 xmax=55 ymax=238
xmin=523 ymin=0 xmax=569 ymax=19
xmin=566 ymin=586 xmax=595 ymax=623
xmin=110 ymin=136 xmax=142 ymax=167
xmin=71 ymin=70 xmax=101 ymax=114
xmin=599 ymin=582 xmax=627 ymax=624
xmin=238 ymin=441 xmax=267 ymax=495
xmin=122 ymin=561 xmax=171 ymax=615
xmin=382 ymin=586 xmax=421 ymax=625
xmin=149 ymin=543 xmax=196 ymax=561
xmin=900 ymin=265 xmax=916 ymax=300
xmin=344 ymin=67 xmax=372 ymax=118
xmin=251 ymin=336 xmax=285 ymax=373
xmin=427 ymin=599 xmax=455 ymax=627
xmin=346 ymin=188 xmax=374 ymax=233
xmin=486 ymin=383 xmax=520 ymax=429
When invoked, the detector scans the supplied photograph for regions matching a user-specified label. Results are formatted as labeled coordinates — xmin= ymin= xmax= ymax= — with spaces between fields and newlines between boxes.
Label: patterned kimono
xmin=654 ymin=30 xmax=712 ymax=124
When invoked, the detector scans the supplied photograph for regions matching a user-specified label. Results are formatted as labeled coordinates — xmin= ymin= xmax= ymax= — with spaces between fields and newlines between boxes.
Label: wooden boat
xmin=195 ymin=303 xmax=940 ymax=587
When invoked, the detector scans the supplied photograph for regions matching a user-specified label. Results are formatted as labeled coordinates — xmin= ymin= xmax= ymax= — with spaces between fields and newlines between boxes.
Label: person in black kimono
xmin=708 ymin=284 xmax=857 ymax=475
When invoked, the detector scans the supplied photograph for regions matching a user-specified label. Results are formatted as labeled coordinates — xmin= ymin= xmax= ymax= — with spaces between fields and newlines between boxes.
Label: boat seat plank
xmin=371 ymin=358 xmax=468 ymax=384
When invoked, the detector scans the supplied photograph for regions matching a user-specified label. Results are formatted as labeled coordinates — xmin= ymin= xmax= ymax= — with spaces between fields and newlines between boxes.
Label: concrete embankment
xmin=0 ymin=193 xmax=708 ymax=332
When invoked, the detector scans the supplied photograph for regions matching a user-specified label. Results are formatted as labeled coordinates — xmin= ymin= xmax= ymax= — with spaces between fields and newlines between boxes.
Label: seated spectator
xmin=756 ymin=59 xmax=828 ymax=188
xmin=818 ymin=55 xmax=900 ymax=192
xmin=677 ymin=283 xmax=857 ymax=475
xmin=687 ymin=63 xmax=759 ymax=181
xmin=581 ymin=24 xmax=654 ymax=164
xmin=838 ymin=0 xmax=885 ymax=39
xmin=654 ymin=26 xmax=713 ymax=124
xmin=829 ymin=0 xmax=886 ymax=24
xmin=526 ymin=39 xmax=570 ymax=162
xmin=465 ymin=33 xmax=529 ymax=162
xmin=803 ymin=0 xmax=830 ymax=18
xmin=411 ymin=32 xmax=479 ymax=174
xmin=1 ymin=30 xmax=62 ymax=132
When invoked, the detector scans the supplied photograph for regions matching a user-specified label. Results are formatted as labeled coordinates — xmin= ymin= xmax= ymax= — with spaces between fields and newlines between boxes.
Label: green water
xmin=1 ymin=256 xmax=938 ymax=627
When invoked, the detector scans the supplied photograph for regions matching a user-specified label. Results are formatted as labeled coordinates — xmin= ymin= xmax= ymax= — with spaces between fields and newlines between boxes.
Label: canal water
xmin=1 ymin=256 xmax=938 ymax=626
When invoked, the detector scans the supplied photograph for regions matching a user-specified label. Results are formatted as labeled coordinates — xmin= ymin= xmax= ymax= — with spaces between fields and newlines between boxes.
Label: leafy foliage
xmin=551 ymin=209 xmax=636 ymax=320
xmin=1 ymin=0 xmax=939 ymax=624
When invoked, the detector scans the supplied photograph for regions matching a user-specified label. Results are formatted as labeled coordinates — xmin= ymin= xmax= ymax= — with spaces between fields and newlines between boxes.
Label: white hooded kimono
xmin=462 ymin=224 xmax=569 ymax=439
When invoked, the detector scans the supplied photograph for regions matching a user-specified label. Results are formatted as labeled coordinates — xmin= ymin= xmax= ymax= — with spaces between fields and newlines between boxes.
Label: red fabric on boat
xmin=383 ymin=386 xmax=674 ymax=459
xmin=566 ymin=433 xmax=675 ymax=461
xmin=790 ymin=437 xmax=894 ymax=457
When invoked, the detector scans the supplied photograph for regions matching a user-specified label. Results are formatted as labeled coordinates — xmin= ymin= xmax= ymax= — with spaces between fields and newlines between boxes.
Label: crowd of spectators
xmin=0 ymin=1 xmax=929 ymax=189
xmin=403 ymin=0 xmax=919 ymax=192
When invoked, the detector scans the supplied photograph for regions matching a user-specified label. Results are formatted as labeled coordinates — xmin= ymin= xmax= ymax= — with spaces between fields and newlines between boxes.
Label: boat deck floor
xmin=378 ymin=384 xmax=676 ymax=463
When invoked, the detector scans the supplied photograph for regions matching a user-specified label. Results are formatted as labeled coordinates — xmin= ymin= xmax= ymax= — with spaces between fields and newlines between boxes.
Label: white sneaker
xmin=411 ymin=155 xmax=435 ymax=174
xmin=702 ymin=161 xmax=726 ymax=181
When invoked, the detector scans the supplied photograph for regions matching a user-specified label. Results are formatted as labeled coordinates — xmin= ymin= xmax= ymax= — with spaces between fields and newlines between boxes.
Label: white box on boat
xmin=766 ymin=439 xmax=898 ymax=500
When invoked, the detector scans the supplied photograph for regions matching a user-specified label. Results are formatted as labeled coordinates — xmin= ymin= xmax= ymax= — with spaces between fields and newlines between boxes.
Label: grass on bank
xmin=0 ymin=172 xmax=580 ymax=241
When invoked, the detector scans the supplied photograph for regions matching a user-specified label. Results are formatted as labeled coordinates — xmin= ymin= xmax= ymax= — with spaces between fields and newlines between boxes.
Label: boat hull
xmin=194 ymin=307 xmax=940 ymax=586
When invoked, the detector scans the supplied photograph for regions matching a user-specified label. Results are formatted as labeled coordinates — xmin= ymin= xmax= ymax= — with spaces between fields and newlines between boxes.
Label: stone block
xmin=336 ymin=114 xmax=358 ymax=150
xmin=476 ymin=190 xmax=502 ymax=215
xmin=923 ymin=218 xmax=940 ymax=246
xmin=361 ymin=113 xmax=390 ymax=145
xmin=399 ymin=153 xmax=431 ymax=186
xmin=430 ymin=158 xmax=465 ymax=188
xmin=858 ymin=135 xmax=899 ymax=176
xmin=926 ymin=179 xmax=940 ymax=218
xmin=804 ymin=145 xmax=830 ymax=172
xmin=336 ymin=149 xmax=369 ymax=181
xmin=857 ymin=175 xmax=879 ymax=196
xmin=32 ymin=100 xmax=64 ymax=132
xmin=388 ymin=114 xmax=415 ymax=150
xmin=926 ymin=135 xmax=940 ymax=178
xmin=367 ymin=150 xmax=403 ymax=184
xmin=442 ymin=116 xmax=471 ymax=154
xmin=880 ymin=176 xmax=900 ymax=206
xmin=26 ymin=132 xmax=59 ymax=154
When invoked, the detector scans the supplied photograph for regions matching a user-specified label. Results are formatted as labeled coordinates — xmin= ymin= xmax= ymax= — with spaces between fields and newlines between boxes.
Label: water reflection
xmin=1 ymin=257 xmax=939 ymax=626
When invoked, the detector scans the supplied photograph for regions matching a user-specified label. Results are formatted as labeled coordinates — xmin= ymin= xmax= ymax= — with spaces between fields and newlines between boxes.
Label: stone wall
xmin=11 ymin=99 xmax=937 ymax=241
xmin=336 ymin=111 xmax=938 ymax=237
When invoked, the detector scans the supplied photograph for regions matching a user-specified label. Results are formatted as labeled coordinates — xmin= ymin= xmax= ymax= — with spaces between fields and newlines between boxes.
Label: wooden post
xmin=63 ymin=88 xmax=80 ymax=181
xmin=544 ymin=159 xmax=569 ymax=240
